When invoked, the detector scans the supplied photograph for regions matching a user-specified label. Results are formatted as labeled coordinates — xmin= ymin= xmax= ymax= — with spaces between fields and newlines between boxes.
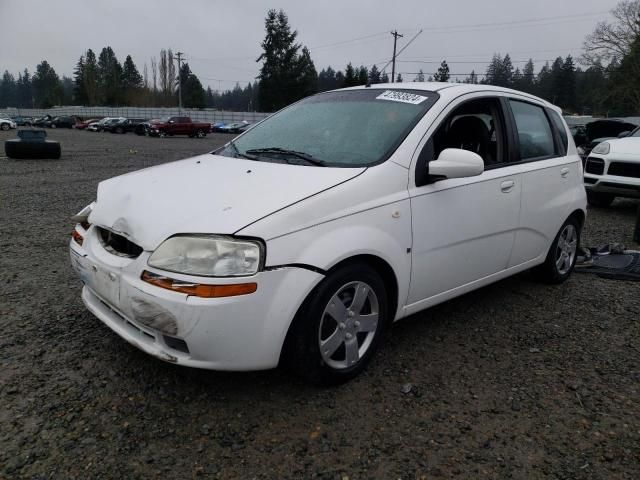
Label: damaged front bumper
xmin=70 ymin=225 xmax=323 ymax=370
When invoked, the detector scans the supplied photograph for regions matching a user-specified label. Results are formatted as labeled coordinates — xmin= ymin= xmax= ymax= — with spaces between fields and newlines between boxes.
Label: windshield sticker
xmin=376 ymin=90 xmax=429 ymax=105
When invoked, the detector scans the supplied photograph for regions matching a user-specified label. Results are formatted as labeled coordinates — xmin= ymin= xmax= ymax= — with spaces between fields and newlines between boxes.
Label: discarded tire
xmin=4 ymin=130 xmax=61 ymax=159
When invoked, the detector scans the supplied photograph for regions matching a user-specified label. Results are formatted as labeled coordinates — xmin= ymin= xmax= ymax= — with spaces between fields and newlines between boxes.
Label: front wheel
xmin=283 ymin=263 xmax=388 ymax=385
xmin=0 ymin=123 xmax=9 ymax=131
xmin=196 ymin=129 xmax=206 ymax=138
xmin=533 ymin=216 xmax=581 ymax=284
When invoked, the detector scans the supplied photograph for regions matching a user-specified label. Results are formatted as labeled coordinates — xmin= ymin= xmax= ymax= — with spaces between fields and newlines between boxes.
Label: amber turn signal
xmin=141 ymin=271 xmax=257 ymax=298
xmin=72 ymin=229 xmax=84 ymax=246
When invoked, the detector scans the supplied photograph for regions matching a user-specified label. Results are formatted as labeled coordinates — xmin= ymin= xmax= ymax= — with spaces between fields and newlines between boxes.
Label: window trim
xmin=415 ymin=95 xmax=510 ymax=186
xmin=505 ymin=98 xmax=562 ymax=164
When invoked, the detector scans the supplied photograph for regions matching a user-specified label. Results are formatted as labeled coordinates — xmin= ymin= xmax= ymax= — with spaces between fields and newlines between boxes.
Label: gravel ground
xmin=1 ymin=128 xmax=639 ymax=479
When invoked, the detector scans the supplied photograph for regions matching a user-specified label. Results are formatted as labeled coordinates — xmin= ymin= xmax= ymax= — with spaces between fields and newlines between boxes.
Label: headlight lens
xmin=592 ymin=142 xmax=610 ymax=155
xmin=148 ymin=235 xmax=263 ymax=277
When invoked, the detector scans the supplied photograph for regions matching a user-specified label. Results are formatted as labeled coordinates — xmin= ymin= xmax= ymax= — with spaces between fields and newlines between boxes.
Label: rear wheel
xmin=533 ymin=216 xmax=581 ymax=284
xmin=196 ymin=129 xmax=206 ymax=138
xmin=2 ymin=123 xmax=10 ymax=131
xmin=586 ymin=190 xmax=615 ymax=207
xmin=283 ymin=263 xmax=388 ymax=385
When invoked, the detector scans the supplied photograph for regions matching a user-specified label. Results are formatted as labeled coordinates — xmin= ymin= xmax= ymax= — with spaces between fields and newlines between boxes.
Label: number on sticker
xmin=376 ymin=90 xmax=428 ymax=105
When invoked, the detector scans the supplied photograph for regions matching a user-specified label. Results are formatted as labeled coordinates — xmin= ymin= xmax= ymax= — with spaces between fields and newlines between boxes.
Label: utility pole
xmin=174 ymin=51 xmax=184 ymax=114
xmin=390 ymin=31 xmax=403 ymax=83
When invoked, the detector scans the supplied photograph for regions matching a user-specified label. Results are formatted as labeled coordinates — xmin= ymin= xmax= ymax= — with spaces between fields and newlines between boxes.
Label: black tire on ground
xmin=116 ymin=127 xmax=124 ymax=134
xmin=533 ymin=215 xmax=581 ymax=284
xmin=5 ymin=140 xmax=61 ymax=160
xmin=282 ymin=262 xmax=389 ymax=385
xmin=1 ymin=123 xmax=9 ymax=131
xmin=586 ymin=190 xmax=615 ymax=207
xmin=196 ymin=129 xmax=206 ymax=138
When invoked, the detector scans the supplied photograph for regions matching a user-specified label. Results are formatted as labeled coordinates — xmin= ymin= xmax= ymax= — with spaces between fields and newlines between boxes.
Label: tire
xmin=533 ymin=216 xmax=581 ymax=284
xmin=586 ymin=190 xmax=615 ymax=207
xmin=5 ymin=140 xmax=61 ymax=159
xmin=158 ymin=131 xmax=166 ymax=138
xmin=1 ymin=123 xmax=9 ymax=131
xmin=116 ymin=127 xmax=124 ymax=134
xmin=51 ymin=124 xmax=57 ymax=129
xmin=282 ymin=263 xmax=389 ymax=385
xmin=196 ymin=129 xmax=206 ymax=138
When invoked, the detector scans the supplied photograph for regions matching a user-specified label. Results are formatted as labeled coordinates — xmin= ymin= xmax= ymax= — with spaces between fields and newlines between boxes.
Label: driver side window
xmin=432 ymin=97 xmax=506 ymax=168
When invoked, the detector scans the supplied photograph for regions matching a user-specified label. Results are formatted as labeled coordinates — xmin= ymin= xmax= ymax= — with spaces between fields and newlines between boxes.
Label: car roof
xmin=337 ymin=82 xmax=560 ymax=112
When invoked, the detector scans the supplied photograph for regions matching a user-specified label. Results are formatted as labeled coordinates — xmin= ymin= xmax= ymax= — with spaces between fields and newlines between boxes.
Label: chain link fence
xmin=0 ymin=107 xmax=271 ymax=124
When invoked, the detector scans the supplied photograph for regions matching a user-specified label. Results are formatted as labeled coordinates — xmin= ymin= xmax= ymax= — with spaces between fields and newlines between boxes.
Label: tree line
xmin=1 ymin=1 xmax=639 ymax=115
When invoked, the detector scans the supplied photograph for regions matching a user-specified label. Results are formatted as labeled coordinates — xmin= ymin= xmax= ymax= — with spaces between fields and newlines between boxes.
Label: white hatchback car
xmin=583 ymin=126 xmax=640 ymax=206
xmin=70 ymin=83 xmax=586 ymax=384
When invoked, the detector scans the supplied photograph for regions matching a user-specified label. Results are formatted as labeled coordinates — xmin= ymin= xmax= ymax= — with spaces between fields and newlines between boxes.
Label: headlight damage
xmin=148 ymin=234 xmax=264 ymax=277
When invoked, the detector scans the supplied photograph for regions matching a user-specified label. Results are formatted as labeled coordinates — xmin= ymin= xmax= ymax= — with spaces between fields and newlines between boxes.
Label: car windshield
xmin=217 ymin=89 xmax=439 ymax=167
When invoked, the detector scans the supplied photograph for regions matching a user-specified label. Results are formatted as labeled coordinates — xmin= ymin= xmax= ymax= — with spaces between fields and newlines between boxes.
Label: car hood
xmin=605 ymin=137 xmax=640 ymax=154
xmin=89 ymin=153 xmax=365 ymax=250
xmin=585 ymin=120 xmax=637 ymax=141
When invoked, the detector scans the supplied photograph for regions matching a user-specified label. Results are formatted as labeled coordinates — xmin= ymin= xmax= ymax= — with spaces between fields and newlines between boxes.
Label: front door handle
xmin=500 ymin=180 xmax=515 ymax=193
xmin=560 ymin=167 xmax=570 ymax=178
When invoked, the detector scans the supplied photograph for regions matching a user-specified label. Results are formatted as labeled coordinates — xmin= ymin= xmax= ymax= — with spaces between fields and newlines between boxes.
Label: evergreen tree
xmin=122 ymin=55 xmax=143 ymax=105
xmin=485 ymin=54 xmax=513 ymax=87
xmin=464 ymin=70 xmax=478 ymax=84
xmin=0 ymin=71 xmax=17 ymax=107
xmin=84 ymin=49 xmax=99 ymax=106
xmin=560 ymin=55 xmax=577 ymax=111
xmin=433 ymin=61 xmax=450 ymax=82
xmin=343 ymin=63 xmax=357 ymax=87
xmin=413 ymin=69 xmax=425 ymax=82
xmin=97 ymin=46 xmax=123 ymax=105
xmin=536 ymin=62 xmax=552 ymax=101
xmin=369 ymin=64 xmax=382 ymax=84
xmin=61 ymin=76 xmax=74 ymax=104
xmin=257 ymin=9 xmax=314 ymax=111
xmin=17 ymin=69 xmax=33 ymax=108
xmin=381 ymin=72 xmax=390 ymax=83
xmin=357 ymin=66 xmax=368 ymax=85
xmin=335 ymin=70 xmax=345 ymax=87
xmin=73 ymin=56 xmax=87 ymax=105
xmin=32 ymin=60 xmax=62 ymax=108
xmin=521 ymin=59 xmax=536 ymax=93
xmin=396 ymin=73 xmax=403 ymax=83
xmin=609 ymin=33 xmax=640 ymax=115
xmin=178 ymin=63 xmax=205 ymax=108
xmin=318 ymin=66 xmax=338 ymax=91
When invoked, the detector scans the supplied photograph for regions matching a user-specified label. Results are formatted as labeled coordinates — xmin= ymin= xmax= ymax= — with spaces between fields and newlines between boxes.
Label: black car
xmin=49 ymin=116 xmax=75 ymax=129
xmin=105 ymin=118 xmax=147 ymax=134
xmin=4 ymin=129 xmax=61 ymax=159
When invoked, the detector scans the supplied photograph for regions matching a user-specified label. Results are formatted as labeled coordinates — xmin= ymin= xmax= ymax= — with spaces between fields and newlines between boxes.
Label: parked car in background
xmin=219 ymin=121 xmax=251 ymax=134
xmin=49 ymin=116 xmax=76 ymax=129
xmin=134 ymin=120 xmax=154 ymax=136
xmin=75 ymin=118 xmax=102 ymax=130
xmin=148 ymin=116 xmax=210 ymax=138
xmin=88 ymin=117 xmax=125 ymax=132
xmin=0 ymin=117 xmax=17 ymax=130
xmin=576 ymin=119 xmax=637 ymax=160
xmin=70 ymin=83 xmax=586 ymax=384
xmin=210 ymin=121 xmax=226 ymax=132
xmin=11 ymin=116 xmax=32 ymax=126
xmin=583 ymin=126 xmax=640 ymax=206
xmin=105 ymin=118 xmax=147 ymax=134
xmin=32 ymin=115 xmax=52 ymax=127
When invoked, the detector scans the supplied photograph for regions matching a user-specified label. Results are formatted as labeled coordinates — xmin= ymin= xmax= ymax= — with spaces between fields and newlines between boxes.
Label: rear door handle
xmin=500 ymin=180 xmax=515 ymax=193
xmin=560 ymin=167 xmax=570 ymax=178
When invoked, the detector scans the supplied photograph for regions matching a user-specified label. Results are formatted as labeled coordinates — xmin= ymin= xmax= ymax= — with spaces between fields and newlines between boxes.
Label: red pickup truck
xmin=149 ymin=116 xmax=210 ymax=138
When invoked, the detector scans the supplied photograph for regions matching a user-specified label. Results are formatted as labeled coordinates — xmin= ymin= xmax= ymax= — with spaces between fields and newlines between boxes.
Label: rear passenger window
xmin=509 ymin=100 xmax=555 ymax=160
xmin=548 ymin=110 xmax=568 ymax=156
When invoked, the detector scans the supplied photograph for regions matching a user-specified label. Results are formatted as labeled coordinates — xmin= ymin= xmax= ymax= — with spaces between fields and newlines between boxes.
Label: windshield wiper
xmin=244 ymin=147 xmax=327 ymax=166
xmin=227 ymin=140 xmax=255 ymax=160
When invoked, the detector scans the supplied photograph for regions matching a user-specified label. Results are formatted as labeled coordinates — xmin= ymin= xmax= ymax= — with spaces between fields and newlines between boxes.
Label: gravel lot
xmin=1 ymin=128 xmax=639 ymax=479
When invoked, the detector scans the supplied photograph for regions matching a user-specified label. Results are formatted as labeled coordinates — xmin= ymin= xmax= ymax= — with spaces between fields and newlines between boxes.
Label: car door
xmin=505 ymin=99 xmax=578 ymax=266
xmin=406 ymin=94 xmax=522 ymax=309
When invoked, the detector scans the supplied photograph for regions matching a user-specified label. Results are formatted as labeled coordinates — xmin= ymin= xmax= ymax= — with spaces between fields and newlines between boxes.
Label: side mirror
xmin=429 ymin=148 xmax=484 ymax=180
xmin=618 ymin=131 xmax=631 ymax=138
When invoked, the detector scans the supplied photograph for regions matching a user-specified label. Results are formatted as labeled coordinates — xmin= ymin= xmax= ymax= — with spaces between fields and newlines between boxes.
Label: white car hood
xmin=90 ymin=153 xmax=364 ymax=250
xmin=606 ymin=137 xmax=640 ymax=154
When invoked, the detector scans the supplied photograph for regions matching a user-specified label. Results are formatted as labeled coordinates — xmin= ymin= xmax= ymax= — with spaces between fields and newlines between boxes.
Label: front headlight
xmin=592 ymin=142 xmax=610 ymax=155
xmin=148 ymin=235 xmax=264 ymax=277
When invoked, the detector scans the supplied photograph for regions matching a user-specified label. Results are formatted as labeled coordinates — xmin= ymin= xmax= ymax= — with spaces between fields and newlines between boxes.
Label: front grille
xmin=98 ymin=227 xmax=143 ymax=258
xmin=607 ymin=161 xmax=640 ymax=178
xmin=585 ymin=157 xmax=604 ymax=175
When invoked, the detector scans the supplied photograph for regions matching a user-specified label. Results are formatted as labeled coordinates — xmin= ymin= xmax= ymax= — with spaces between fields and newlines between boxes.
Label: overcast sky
xmin=0 ymin=0 xmax=620 ymax=90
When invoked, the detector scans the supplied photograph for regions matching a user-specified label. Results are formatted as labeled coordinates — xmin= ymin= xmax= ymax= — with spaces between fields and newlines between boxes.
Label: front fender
xmin=264 ymin=200 xmax=413 ymax=321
